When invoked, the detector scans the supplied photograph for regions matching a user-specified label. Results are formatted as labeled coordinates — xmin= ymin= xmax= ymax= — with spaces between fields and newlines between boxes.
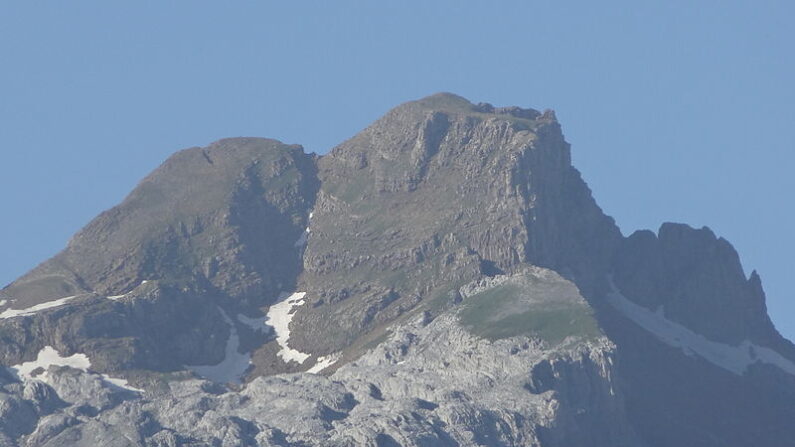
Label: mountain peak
xmin=1 ymin=95 xmax=793 ymax=447
xmin=412 ymin=92 xmax=473 ymax=110
xmin=399 ymin=92 xmax=547 ymax=123
xmin=3 ymin=137 xmax=318 ymax=306
xmin=298 ymin=93 xmax=620 ymax=356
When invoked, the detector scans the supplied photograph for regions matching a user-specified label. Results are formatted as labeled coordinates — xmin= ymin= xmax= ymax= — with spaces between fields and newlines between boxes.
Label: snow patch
xmin=236 ymin=313 xmax=270 ymax=332
xmin=266 ymin=292 xmax=310 ymax=364
xmin=100 ymin=375 xmax=144 ymax=393
xmin=293 ymin=213 xmax=313 ymax=247
xmin=294 ymin=229 xmax=309 ymax=247
xmin=186 ymin=309 xmax=251 ymax=384
xmin=0 ymin=295 xmax=78 ymax=319
xmin=9 ymin=346 xmax=142 ymax=393
xmin=107 ymin=280 xmax=151 ymax=301
xmin=0 ymin=300 xmax=7 ymax=307
xmin=11 ymin=346 xmax=91 ymax=378
xmin=306 ymin=353 xmax=341 ymax=374
xmin=606 ymin=282 xmax=795 ymax=377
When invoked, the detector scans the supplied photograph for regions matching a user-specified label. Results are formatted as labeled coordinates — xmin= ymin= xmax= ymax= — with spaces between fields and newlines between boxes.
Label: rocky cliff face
xmin=1 ymin=93 xmax=793 ymax=446
xmin=292 ymin=94 xmax=620 ymax=357
xmin=613 ymin=223 xmax=785 ymax=348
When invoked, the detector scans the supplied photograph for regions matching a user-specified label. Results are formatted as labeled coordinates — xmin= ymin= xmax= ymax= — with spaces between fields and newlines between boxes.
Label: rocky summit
xmin=1 ymin=93 xmax=793 ymax=447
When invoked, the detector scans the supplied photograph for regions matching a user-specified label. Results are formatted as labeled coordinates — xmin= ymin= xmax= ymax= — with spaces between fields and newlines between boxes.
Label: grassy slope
xmin=458 ymin=279 xmax=602 ymax=345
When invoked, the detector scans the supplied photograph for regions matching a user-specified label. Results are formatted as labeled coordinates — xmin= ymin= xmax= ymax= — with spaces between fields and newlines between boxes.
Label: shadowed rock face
xmin=5 ymin=137 xmax=318 ymax=307
xmin=606 ymin=222 xmax=795 ymax=447
xmin=1 ymin=93 xmax=794 ymax=446
xmin=613 ymin=223 xmax=782 ymax=346
xmin=1 ymin=138 xmax=318 ymax=370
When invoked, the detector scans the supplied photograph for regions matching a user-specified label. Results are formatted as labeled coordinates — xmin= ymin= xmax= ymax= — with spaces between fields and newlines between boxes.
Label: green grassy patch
xmin=458 ymin=283 xmax=601 ymax=345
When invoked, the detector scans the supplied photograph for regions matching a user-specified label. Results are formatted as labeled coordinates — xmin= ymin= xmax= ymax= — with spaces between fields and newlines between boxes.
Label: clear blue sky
xmin=2 ymin=2 xmax=793 ymax=338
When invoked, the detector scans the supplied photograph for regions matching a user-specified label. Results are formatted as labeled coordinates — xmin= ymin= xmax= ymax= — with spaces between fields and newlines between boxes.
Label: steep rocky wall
xmin=291 ymin=93 xmax=621 ymax=356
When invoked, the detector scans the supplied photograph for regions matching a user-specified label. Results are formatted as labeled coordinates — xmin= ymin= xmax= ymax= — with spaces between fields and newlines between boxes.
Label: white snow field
xmin=107 ymin=280 xmax=150 ymax=300
xmin=0 ymin=295 xmax=79 ymax=319
xmin=186 ymin=309 xmax=252 ymax=384
xmin=607 ymin=283 xmax=795 ymax=377
xmin=11 ymin=346 xmax=91 ymax=378
xmin=264 ymin=291 xmax=341 ymax=373
xmin=306 ymin=353 xmax=341 ymax=374
xmin=9 ymin=346 xmax=142 ymax=393
xmin=265 ymin=292 xmax=311 ymax=364
xmin=100 ymin=375 xmax=144 ymax=393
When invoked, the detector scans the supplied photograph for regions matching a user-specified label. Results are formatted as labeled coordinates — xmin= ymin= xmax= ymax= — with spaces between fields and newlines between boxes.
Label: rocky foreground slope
xmin=1 ymin=93 xmax=794 ymax=446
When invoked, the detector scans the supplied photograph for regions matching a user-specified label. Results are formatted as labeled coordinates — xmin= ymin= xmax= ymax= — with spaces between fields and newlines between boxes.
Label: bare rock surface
xmin=0 ymin=270 xmax=643 ymax=447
